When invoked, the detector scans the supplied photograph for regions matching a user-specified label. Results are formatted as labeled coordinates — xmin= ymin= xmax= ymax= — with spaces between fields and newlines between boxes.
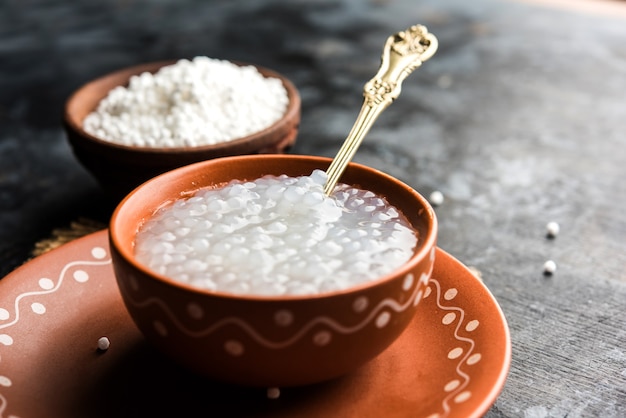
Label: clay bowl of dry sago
xmin=109 ymin=154 xmax=438 ymax=388
xmin=63 ymin=57 xmax=301 ymax=200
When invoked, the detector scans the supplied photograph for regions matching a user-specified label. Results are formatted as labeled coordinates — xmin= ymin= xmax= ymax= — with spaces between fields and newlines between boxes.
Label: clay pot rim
xmin=63 ymin=59 xmax=301 ymax=156
xmin=109 ymin=154 xmax=438 ymax=303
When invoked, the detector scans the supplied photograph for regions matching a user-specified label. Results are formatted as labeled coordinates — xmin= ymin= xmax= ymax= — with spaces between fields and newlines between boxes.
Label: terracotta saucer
xmin=0 ymin=230 xmax=510 ymax=418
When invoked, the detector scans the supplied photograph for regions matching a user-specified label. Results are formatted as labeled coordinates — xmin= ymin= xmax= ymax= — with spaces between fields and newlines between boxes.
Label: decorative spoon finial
xmin=323 ymin=25 xmax=438 ymax=195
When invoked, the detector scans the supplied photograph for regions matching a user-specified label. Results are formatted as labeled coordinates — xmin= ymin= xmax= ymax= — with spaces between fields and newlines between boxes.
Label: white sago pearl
xmin=158 ymin=231 xmax=177 ymax=241
xmin=429 ymin=190 xmax=444 ymax=206
xmin=134 ymin=169 xmax=418 ymax=296
xmin=174 ymin=227 xmax=191 ymax=237
xmin=318 ymin=240 xmax=343 ymax=257
xmin=191 ymin=238 xmax=210 ymax=252
xmin=543 ymin=260 xmax=557 ymax=275
xmin=546 ymin=221 xmax=560 ymax=238
xmin=83 ymin=57 xmax=288 ymax=148
xmin=150 ymin=241 xmax=174 ymax=254
xmin=97 ymin=336 xmax=110 ymax=351
xmin=183 ymin=259 xmax=207 ymax=272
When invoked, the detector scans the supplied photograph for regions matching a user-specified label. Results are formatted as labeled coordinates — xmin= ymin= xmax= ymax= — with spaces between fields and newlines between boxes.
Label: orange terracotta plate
xmin=0 ymin=230 xmax=510 ymax=418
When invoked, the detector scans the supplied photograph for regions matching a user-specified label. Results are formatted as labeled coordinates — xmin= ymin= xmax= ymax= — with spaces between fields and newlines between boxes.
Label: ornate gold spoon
xmin=323 ymin=25 xmax=438 ymax=195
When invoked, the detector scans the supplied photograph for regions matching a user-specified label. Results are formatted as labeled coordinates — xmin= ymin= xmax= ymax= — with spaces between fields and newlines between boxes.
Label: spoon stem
xmin=323 ymin=103 xmax=388 ymax=195
xmin=323 ymin=24 xmax=438 ymax=196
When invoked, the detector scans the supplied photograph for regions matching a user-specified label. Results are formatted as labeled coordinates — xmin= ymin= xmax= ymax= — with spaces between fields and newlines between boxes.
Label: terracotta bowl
xmin=63 ymin=60 xmax=301 ymax=200
xmin=108 ymin=154 xmax=437 ymax=388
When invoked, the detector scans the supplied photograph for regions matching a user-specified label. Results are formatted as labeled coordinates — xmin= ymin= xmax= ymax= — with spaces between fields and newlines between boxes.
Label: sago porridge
xmin=134 ymin=169 xmax=418 ymax=296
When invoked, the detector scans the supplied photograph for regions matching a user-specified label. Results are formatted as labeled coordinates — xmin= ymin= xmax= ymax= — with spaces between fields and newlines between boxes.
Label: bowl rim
xmin=64 ymin=59 xmax=301 ymax=155
xmin=109 ymin=154 xmax=438 ymax=302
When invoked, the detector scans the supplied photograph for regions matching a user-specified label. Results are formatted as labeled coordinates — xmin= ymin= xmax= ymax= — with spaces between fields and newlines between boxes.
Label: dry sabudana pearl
xmin=429 ymin=190 xmax=444 ymax=206
xmin=135 ymin=170 xmax=418 ymax=296
xmin=83 ymin=56 xmax=288 ymax=148
xmin=97 ymin=336 xmax=110 ymax=351
xmin=546 ymin=221 xmax=560 ymax=238
xmin=543 ymin=260 xmax=557 ymax=275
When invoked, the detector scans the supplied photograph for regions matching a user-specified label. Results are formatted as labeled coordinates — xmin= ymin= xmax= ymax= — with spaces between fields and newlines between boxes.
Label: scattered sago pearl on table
xmin=97 ymin=336 xmax=110 ymax=351
xmin=134 ymin=169 xmax=418 ymax=296
xmin=546 ymin=221 xmax=560 ymax=238
xmin=543 ymin=260 xmax=557 ymax=275
xmin=82 ymin=56 xmax=289 ymax=148
xmin=429 ymin=190 xmax=444 ymax=207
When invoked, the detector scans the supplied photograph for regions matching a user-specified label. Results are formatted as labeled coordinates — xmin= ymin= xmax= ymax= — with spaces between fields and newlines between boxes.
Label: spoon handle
xmin=323 ymin=25 xmax=438 ymax=195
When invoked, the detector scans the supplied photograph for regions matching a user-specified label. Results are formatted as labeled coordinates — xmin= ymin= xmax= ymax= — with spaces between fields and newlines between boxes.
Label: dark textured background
xmin=1 ymin=0 xmax=625 ymax=416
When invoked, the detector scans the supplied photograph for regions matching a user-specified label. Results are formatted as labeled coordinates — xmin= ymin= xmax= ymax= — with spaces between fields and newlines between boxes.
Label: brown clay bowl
xmin=108 ymin=154 xmax=437 ymax=388
xmin=64 ymin=60 xmax=301 ymax=201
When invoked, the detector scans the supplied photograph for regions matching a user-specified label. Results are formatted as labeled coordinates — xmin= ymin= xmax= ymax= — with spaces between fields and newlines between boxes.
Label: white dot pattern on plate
xmin=0 ymin=242 xmax=118 ymax=418
xmin=444 ymin=379 xmax=460 ymax=392
xmin=0 ymin=375 xmax=11 ymax=387
xmin=425 ymin=277 xmax=486 ymax=418
xmin=31 ymin=303 xmax=46 ymax=315
xmin=442 ymin=312 xmax=456 ymax=325
xmin=92 ymin=247 xmax=107 ymax=259
xmin=444 ymin=288 xmax=458 ymax=300
xmin=465 ymin=319 xmax=480 ymax=332
xmin=467 ymin=353 xmax=482 ymax=365
xmin=448 ymin=347 xmax=463 ymax=359
xmin=0 ymin=245 xmax=111 ymax=370
xmin=454 ymin=391 xmax=472 ymax=403
xmin=73 ymin=270 xmax=89 ymax=283
xmin=38 ymin=278 xmax=54 ymax=290
xmin=0 ymin=334 xmax=13 ymax=346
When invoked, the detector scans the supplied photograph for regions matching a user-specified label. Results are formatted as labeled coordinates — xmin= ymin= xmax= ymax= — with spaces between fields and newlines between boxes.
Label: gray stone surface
xmin=1 ymin=0 xmax=625 ymax=416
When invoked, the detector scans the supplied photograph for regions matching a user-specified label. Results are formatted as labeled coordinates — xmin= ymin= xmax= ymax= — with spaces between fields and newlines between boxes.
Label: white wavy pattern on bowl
xmin=0 ymin=245 xmax=111 ymax=418
xmin=119 ymin=250 xmax=434 ymax=352
xmin=424 ymin=277 xmax=482 ymax=418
